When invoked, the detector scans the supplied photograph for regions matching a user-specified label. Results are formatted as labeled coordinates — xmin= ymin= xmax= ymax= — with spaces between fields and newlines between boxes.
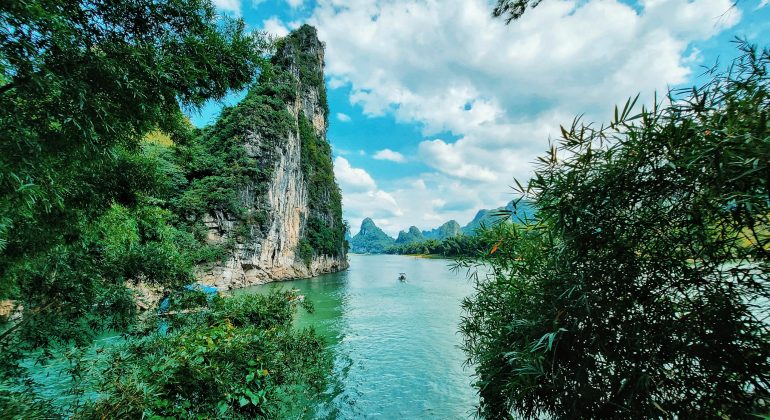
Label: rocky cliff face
xmin=395 ymin=226 xmax=425 ymax=245
xmin=198 ymin=25 xmax=348 ymax=289
xmin=422 ymin=220 xmax=461 ymax=240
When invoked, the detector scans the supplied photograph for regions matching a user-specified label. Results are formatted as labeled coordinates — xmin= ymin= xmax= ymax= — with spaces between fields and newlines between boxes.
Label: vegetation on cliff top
xmin=274 ymin=25 xmax=330 ymax=121
xmin=0 ymin=1 xmax=334 ymax=417
xmin=180 ymin=24 xmax=345 ymax=265
xmin=299 ymin=113 xmax=347 ymax=260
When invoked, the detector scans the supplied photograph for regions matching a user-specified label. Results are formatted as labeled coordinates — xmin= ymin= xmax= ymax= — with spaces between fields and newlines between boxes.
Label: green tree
xmin=460 ymin=43 xmax=770 ymax=418
xmin=0 ymin=4 xmax=335 ymax=417
xmin=0 ymin=0 xmax=265 ymax=370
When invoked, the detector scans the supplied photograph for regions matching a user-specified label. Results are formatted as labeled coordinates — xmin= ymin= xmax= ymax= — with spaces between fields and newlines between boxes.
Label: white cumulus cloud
xmin=262 ymin=17 xmax=289 ymax=37
xmin=286 ymin=0 xmax=304 ymax=8
xmin=308 ymin=0 xmax=741 ymax=234
xmin=419 ymin=140 xmax=497 ymax=182
xmin=212 ymin=0 xmax=241 ymax=15
xmin=336 ymin=112 xmax=352 ymax=122
xmin=333 ymin=157 xmax=406 ymax=234
xmin=333 ymin=157 xmax=376 ymax=193
xmin=373 ymin=149 xmax=406 ymax=163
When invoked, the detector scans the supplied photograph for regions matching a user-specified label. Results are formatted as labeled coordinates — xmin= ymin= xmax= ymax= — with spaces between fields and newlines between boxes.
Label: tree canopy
xmin=461 ymin=43 xmax=770 ymax=418
xmin=1 ymin=3 xmax=335 ymax=417
xmin=0 ymin=0 xmax=266 ymax=354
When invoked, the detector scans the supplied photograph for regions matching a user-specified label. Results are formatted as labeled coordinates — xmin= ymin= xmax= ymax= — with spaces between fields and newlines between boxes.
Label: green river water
xmin=20 ymin=254 xmax=480 ymax=418
xmin=236 ymin=254 xmax=479 ymax=419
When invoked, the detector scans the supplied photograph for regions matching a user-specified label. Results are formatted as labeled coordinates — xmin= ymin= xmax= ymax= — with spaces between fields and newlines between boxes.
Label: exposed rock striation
xmin=198 ymin=25 xmax=348 ymax=289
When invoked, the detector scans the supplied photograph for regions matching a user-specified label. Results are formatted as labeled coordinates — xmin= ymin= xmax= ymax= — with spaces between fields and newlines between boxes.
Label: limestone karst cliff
xmin=196 ymin=25 xmax=348 ymax=289
xmin=422 ymin=220 xmax=461 ymax=241
xmin=395 ymin=226 xmax=425 ymax=245
xmin=460 ymin=200 xmax=536 ymax=235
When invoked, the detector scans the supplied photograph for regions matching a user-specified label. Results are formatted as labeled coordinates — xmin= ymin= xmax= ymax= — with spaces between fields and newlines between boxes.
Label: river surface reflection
xmin=238 ymin=254 xmax=479 ymax=419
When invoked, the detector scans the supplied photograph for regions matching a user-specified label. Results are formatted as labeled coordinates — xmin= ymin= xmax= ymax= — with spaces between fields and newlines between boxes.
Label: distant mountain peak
xmin=395 ymin=226 xmax=425 ymax=245
xmin=350 ymin=217 xmax=394 ymax=253
xmin=461 ymin=199 xmax=536 ymax=235
xmin=422 ymin=219 xmax=462 ymax=241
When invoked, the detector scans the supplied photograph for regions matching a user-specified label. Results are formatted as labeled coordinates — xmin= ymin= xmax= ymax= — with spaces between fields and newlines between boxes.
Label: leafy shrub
xmin=298 ymin=238 xmax=314 ymax=267
xmin=79 ymin=291 xmax=329 ymax=419
xmin=460 ymin=43 xmax=770 ymax=418
xmin=0 ymin=0 xmax=264 ymax=364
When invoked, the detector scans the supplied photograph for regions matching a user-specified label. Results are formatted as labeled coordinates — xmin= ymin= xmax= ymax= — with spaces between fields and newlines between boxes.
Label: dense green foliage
xmin=78 ymin=290 xmax=330 ymax=419
xmin=290 ymin=25 xmax=345 ymax=259
xmin=0 ymin=0 xmax=263 ymax=357
xmin=386 ymin=234 xmax=488 ymax=257
xmin=460 ymin=44 xmax=770 ymax=418
xmin=299 ymin=113 xmax=347 ymax=258
xmin=0 ymin=2 xmax=334 ymax=417
xmin=175 ymin=71 xmax=295 ymax=226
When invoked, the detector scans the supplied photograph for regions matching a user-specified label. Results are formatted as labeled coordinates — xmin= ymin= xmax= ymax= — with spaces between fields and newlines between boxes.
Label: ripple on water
xmin=242 ymin=254 xmax=481 ymax=419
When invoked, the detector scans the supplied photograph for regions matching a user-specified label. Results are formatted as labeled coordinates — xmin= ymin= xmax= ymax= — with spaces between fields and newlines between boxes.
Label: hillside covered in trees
xmin=0 ymin=2 xmax=341 ymax=417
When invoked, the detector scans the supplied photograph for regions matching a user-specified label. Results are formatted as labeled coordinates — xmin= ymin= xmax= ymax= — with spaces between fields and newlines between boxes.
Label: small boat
xmin=398 ymin=273 xmax=407 ymax=281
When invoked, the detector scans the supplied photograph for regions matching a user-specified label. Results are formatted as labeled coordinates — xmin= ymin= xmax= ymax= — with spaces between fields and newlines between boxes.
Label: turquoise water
xmin=238 ymin=254 xmax=479 ymax=419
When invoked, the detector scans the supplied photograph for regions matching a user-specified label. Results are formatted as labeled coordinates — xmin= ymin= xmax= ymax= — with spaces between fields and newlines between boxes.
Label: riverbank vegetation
xmin=77 ymin=289 xmax=329 ymax=419
xmin=385 ymin=236 xmax=483 ymax=257
xmin=0 ymin=1 xmax=331 ymax=417
xmin=385 ymin=224 xmax=508 ymax=258
xmin=460 ymin=43 xmax=770 ymax=418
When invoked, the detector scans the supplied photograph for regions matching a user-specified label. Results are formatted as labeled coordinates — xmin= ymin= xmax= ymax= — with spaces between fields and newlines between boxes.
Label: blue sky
xmin=189 ymin=0 xmax=770 ymax=236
